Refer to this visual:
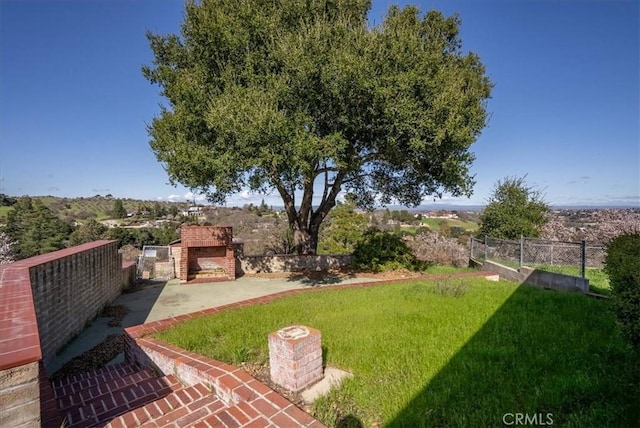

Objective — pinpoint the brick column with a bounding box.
[268,325,323,392]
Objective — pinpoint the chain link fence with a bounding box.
[470,236,606,278]
[137,245,175,279]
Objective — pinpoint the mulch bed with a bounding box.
[50,334,125,381]
[49,303,131,380]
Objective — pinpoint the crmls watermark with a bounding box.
[502,413,554,426]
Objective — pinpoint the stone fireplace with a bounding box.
[178,226,235,283]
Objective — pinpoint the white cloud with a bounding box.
[183,191,207,202]
[165,191,208,203]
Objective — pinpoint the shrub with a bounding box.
[352,228,420,272]
[406,232,469,267]
[604,233,640,350]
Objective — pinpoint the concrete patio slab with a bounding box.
[301,366,354,404]
[47,274,381,376]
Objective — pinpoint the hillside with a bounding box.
[0,195,189,223]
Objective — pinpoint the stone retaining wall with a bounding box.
[237,254,352,275]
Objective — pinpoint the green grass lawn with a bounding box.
[420,218,479,232]
[0,205,13,221]
[154,278,638,427]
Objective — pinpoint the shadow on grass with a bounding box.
[387,285,639,427]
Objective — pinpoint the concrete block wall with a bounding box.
[0,240,125,426]
[171,246,182,279]
[28,241,123,367]
[122,260,137,290]
[480,260,589,293]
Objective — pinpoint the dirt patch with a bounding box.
[101,304,129,327]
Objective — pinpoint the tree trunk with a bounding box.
[275,169,345,255]
[292,224,318,255]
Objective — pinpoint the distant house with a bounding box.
[425,211,458,219]
[182,206,204,216]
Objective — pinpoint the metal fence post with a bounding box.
[484,236,487,261]
[519,235,524,268]
[581,240,586,278]
[470,237,474,260]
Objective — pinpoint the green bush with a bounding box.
[352,228,421,272]
[604,233,640,350]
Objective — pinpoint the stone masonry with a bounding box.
[268,325,323,393]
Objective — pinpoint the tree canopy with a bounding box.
[318,199,367,254]
[477,176,549,240]
[3,197,72,259]
[144,0,492,253]
[111,199,127,219]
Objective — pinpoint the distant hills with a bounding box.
[1,195,637,224]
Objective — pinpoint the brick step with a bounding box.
[56,367,159,412]
[106,382,270,428]
[105,382,220,427]
[188,271,228,279]
[52,361,140,395]
[62,374,182,427]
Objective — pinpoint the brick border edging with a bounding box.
[123,271,494,426]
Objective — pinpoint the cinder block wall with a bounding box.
[0,240,124,426]
[24,240,123,368]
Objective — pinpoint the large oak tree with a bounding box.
[144,0,492,253]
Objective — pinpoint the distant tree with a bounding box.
[143,1,492,254]
[352,228,419,272]
[152,202,167,219]
[477,176,549,239]
[104,227,136,248]
[439,220,451,238]
[169,205,179,217]
[390,210,417,224]
[3,197,72,259]
[152,223,180,245]
[111,199,127,219]
[0,232,15,264]
[68,219,108,246]
[259,199,269,213]
[406,231,468,267]
[133,229,155,248]
[318,200,367,254]
[0,194,17,207]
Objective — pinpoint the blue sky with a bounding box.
[1,0,638,207]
